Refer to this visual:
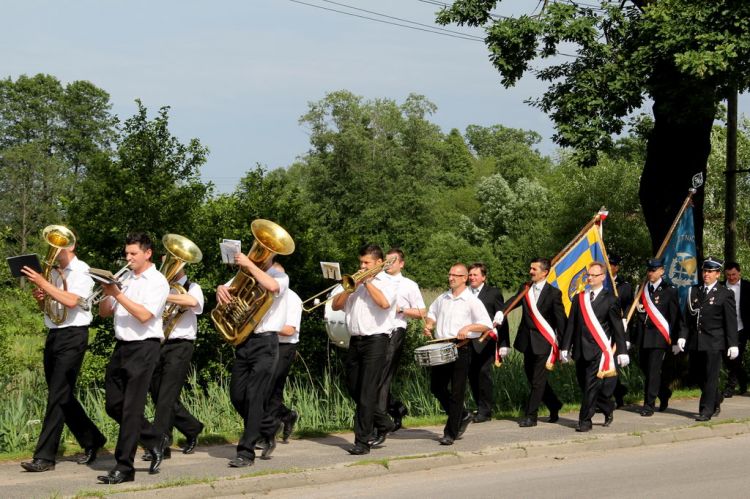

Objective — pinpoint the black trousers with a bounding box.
[144,339,202,444]
[377,327,407,417]
[724,329,747,392]
[693,349,723,417]
[638,348,671,410]
[430,345,471,439]
[105,339,161,474]
[261,341,298,434]
[575,355,616,425]
[229,333,278,460]
[345,334,393,446]
[468,338,496,417]
[522,349,562,418]
[33,326,105,462]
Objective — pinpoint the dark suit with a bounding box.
[561,289,627,428]
[721,279,750,393]
[631,281,682,411]
[612,275,633,406]
[680,283,738,417]
[511,282,565,419]
[469,285,508,418]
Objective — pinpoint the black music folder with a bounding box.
[6,254,43,278]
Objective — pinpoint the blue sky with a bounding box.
[4,1,748,193]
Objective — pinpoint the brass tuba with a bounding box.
[211,219,295,346]
[160,234,203,339]
[41,225,76,325]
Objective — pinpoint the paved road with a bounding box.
[2,396,750,498]
[257,433,750,499]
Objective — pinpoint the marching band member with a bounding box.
[378,248,427,434]
[631,258,682,416]
[141,264,205,462]
[332,244,397,455]
[424,263,493,445]
[98,232,170,483]
[507,258,565,428]
[216,249,287,467]
[20,235,107,473]
[677,257,738,421]
[467,263,507,423]
[560,261,628,432]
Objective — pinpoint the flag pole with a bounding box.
[625,188,698,323]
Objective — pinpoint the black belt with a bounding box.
[165,338,195,344]
[253,331,278,337]
[117,338,161,344]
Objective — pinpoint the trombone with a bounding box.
[302,255,396,313]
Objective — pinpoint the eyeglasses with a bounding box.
[587,273,604,278]
[448,273,467,278]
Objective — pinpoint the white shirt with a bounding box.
[255,266,290,333]
[165,275,204,341]
[390,272,426,329]
[530,280,545,303]
[590,285,604,302]
[727,281,744,331]
[112,264,170,341]
[471,283,484,295]
[427,287,492,339]
[345,271,397,336]
[46,256,94,329]
[279,289,302,344]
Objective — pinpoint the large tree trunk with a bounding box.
[639,68,717,257]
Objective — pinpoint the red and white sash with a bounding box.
[579,292,617,378]
[641,287,671,345]
[525,290,558,370]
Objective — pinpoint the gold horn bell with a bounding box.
[160,234,203,339]
[212,219,295,346]
[42,225,76,325]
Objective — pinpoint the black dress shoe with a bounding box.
[575,422,592,432]
[347,443,370,455]
[78,446,101,465]
[658,398,669,412]
[260,436,276,459]
[722,388,734,398]
[548,407,560,423]
[182,426,202,454]
[142,446,171,461]
[282,411,299,442]
[457,412,473,438]
[695,414,711,422]
[147,434,169,474]
[368,430,387,448]
[603,412,614,427]
[228,456,254,467]
[21,458,55,472]
[97,470,134,484]
[438,435,454,445]
[640,408,654,417]
[518,417,537,428]
[472,413,492,423]
[713,405,721,417]
[390,406,408,432]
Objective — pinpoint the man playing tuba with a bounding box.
[20,226,107,473]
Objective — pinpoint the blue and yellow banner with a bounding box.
[547,225,611,315]
[661,205,699,309]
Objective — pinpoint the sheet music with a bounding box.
[220,239,241,264]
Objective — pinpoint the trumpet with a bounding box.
[302,255,396,312]
[81,263,131,311]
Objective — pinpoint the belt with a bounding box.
[165,338,195,344]
[253,331,278,337]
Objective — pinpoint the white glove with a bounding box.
[677,338,686,352]
[498,347,510,359]
[729,346,740,360]
[493,311,504,326]
[622,318,628,331]
[560,350,570,363]
[671,345,682,355]
[626,341,631,351]
[617,354,630,368]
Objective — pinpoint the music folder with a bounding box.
[87,268,122,286]
[6,254,43,278]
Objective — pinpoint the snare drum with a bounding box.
[414,343,458,367]
[323,284,350,349]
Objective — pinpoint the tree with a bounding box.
[437,0,750,254]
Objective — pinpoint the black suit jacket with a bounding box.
[473,284,509,351]
[720,278,750,333]
[631,281,682,350]
[561,289,627,362]
[614,275,634,316]
[680,283,738,351]
[511,283,566,355]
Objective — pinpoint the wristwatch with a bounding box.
[398,306,404,314]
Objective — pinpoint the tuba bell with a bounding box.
[160,234,203,339]
[41,225,76,325]
[211,219,295,346]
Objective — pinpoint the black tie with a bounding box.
[590,291,595,301]
[648,284,655,295]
